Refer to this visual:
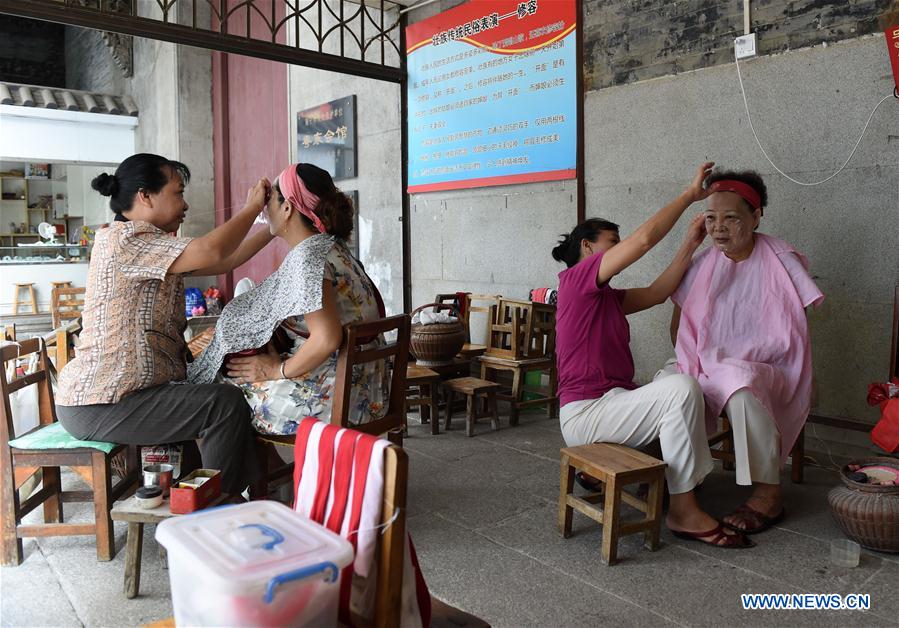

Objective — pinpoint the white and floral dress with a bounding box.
[235,242,388,435]
[187,235,389,436]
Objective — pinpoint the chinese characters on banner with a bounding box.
[406,0,576,193]
[297,95,357,180]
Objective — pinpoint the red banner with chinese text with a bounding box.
[887,25,899,88]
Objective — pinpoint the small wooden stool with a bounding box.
[50,281,72,291]
[559,443,667,565]
[12,283,38,315]
[111,493,228,598]
[443,377,501,437]
[405,364,441,435]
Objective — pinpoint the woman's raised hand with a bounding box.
[687,162,715,203]
[684,213,707,249]
[246,177,272,212]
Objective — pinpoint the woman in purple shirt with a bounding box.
[553,162,751,549]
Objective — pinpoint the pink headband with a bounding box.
[277,164,326,234]
[709,179,762,211]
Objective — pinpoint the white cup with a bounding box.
[830,538,860,567]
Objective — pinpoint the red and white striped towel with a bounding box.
[292,418,430,627]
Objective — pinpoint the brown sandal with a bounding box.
[723,504,785,534]
[671,522,755,548]
[575,472,604,493]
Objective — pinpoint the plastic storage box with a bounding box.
[156,501,354,627]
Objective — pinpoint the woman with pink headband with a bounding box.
[188,163,388,437]
[666,169,824,534]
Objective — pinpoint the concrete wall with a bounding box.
[585,34,898,455]
[285,4,405,315]
[62,2,215,251]
[286,69,405,315]
[64,27,128,95]
[403,1,897,456]
[406,0,577,322]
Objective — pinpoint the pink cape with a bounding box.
[673,233,824,462]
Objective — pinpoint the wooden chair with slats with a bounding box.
[51,286,85,329]
[433,293,500,360]
[48,319,82,371]
[250,314,411,500]
[0,338,139,566]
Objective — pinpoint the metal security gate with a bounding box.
[0,0,413,308]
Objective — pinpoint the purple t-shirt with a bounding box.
[556,252,637,407]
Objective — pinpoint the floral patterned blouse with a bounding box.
[227,241,388,435]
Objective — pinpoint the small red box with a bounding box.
[169,469,222,515]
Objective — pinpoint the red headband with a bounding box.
[709,179,762,211]
[277,164,326,234]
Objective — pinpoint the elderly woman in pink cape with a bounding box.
[189,163,389,435]
[667,170,824,534]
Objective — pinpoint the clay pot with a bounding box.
[409,302,465,367]
[827,457,899,553]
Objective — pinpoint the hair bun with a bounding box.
[91,172,119,197]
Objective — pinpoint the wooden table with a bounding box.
[110,494,228,598]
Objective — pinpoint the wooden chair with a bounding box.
[251,314,411,500]
[154,425,486,628]
[434,293,499,360]
[334,436,487,627]
[41,319,82,372]
[708,417,806,483]
[0,338,138,566]
[479,299,558,425]
[404,364,440,435]
[559,443,667,566]
[50,286,85,329]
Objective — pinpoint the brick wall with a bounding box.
[584,0,894,90]
[64,27,129,95]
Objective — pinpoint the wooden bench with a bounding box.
[443,377,501,437]
[559,443,667,565]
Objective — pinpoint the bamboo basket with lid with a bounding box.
[409,302,465,367]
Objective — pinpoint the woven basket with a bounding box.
[827,457,899,553]
[409,303,465,367]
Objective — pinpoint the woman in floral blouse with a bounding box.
[188,163,388,435]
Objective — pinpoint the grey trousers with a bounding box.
[57,383,257,494]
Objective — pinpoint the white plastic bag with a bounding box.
[3,343,40,438]
[3,341,42,499]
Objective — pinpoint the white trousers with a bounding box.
[560,372,713,494]
[724,389,781,486]
[657,359,781,486]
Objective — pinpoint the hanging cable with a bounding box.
[735,55,895,186]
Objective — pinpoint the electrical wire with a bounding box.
[735,55,895,186]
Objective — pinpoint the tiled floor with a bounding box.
[2,411,897,627]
